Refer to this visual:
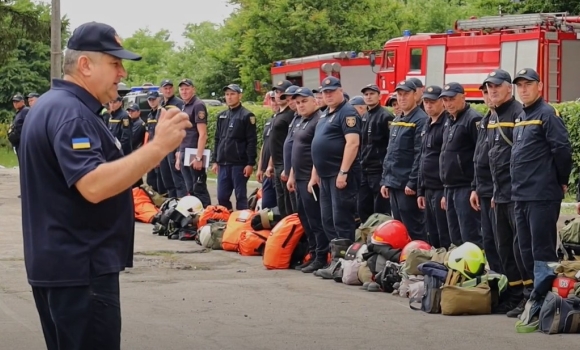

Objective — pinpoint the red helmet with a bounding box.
[371,220,411,249]
[552,276,576,298]
[400,240,432,262]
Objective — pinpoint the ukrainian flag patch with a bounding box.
[71,137,91,150]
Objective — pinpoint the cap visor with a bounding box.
[422,93,440,100]
[320,86,339,92]
[105,49,142,61]
[483,77,506,86]
[291,93,308,99]
[395,86,413,92]
[222,87,240,93]
[179,82,193,87]
[439,91,458,97]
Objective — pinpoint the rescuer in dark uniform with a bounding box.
[107,96,133,156]
[483,69,532,317]
[256,92,277,209]
[439,82,483,247]
[265,80,296,217]
[286,87,328,273]
[511,68,572,301]
[358,84,393,222]
[380,80,428,241]
[281,85,301,214]
[159,79,187,198]
[144,91,167,194]
[7,94,29,157]
[417,85,450,249]
[211,84,257,210]
[312,87,327,112]
[27,92,40,107]
[409,78,425,111]
[126,103,146,187]
[471,83,502,275]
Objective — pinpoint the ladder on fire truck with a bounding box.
[455,12,570,31]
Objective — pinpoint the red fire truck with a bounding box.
[374,12,580,106]
[269,51,382,102]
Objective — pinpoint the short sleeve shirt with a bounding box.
[180,96,208,151]
[291,111,321,181]
[311,100,362,178]
[18,79,135,288]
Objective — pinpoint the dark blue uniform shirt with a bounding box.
[269,107,295,166]
[212,104,258,166]
[260,116,274,172]
[179,96,207,152]
[472,111,493,197]
[311,99,362,178]
[107,108,132,155]
[162,95,185,110]
[131,117,146,150]
[381,106,427,190]
[510,97,572,201]
[283,114,300,176]
[18,79,135,288]
[417,112,447,197]
[360,105,394,175]
[291,110,321,181]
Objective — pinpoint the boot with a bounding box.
[302,260,325,273]
[295,259,312,271]
[317,238,352,279]
[360,281,371,290]
[367,282,380,292]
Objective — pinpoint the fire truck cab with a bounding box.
[376,12,580,106]
[270,51,381,99]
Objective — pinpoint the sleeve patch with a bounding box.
[345,116,356,127]
[71,137,91,150]
[198,110,206,119]
[249,116,256,124]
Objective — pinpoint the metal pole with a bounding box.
[50,0,62,85]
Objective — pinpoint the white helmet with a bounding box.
[175,196,203,217]
[198,224,213,248]
[256,198,263,211]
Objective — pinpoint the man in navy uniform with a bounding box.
[211,84,257,210]
[511,68,572,302]
[175,78,211,207]
[18,22,191,349]
[126,103,145,151]
[256,92,278,209]
[107,95,133,156]
[7,94,29,157]
[144,91,167,194]
[310,77,362,278]
[27,92,40,107]
[380,80,428,241]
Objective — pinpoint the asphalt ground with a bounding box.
[0,167,578,349]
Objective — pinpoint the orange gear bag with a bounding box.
[263,213,304,269]
[221,210,256,252]
[132,187,159,223]
[238,230,270,256]
[198,205,231,227]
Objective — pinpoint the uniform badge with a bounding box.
[71,138,91,150]
[444,85,450,90]
[399,80,406,85]
[519,69,527,74]
[345,116,356,127]
[123,118,129,127]
[427,87,433,92]
[249,116,256,125]
[198,110,206,119]
[325,79,331,85]
[277,81,283,86]
[489,71,496,76]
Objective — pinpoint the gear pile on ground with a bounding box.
[146,191,580,335]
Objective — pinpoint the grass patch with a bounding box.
[0,147,17,168]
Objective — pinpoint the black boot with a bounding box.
[317,238,352,279]
[295,259,313,271]
[302,260,325,273]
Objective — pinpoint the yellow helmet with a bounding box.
[447,242,485,279]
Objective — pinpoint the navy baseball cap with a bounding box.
[291,87,315,99]
[272,80,293,92]
[178,78,194,87]
[67,22,141,61]
[281,85,300,99]
[361,84,380,93]
[223,84,242,93]
[395,80,417,92]
[12,94,24,102]
[409,78,424,88]
[27,92,40,98]
[349,96,366,106]
[439,82,465,97]
[320,76,342,92]
[312,86,322,94]
[483,69,512,85]
[160,79,173,87]
[513,68,540,84]
[147,91,160,99]
[423,86,443,100]
[127,103,140,111]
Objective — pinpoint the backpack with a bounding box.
[355,213,392,243]
[410,262,448,314]
[221,210,256,251]
[559,218,580,259]
[198,205,231,227]
[539,292,580,334]
[251,207,282,231]
[139,183,166,207]
[375,261,402,293]
[238,230,270,256]
[263,214,305,269]
[196,221,227,250]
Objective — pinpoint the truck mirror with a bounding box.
[370,52,376,68]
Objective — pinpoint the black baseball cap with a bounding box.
[483,69,512,85]
[439,82,465,97]
[272,80,293,92]
[349,96,366,106]
[147,91,160,99]
[312,86,323,94]
[423,86,442,100]
[320,76,342,92]
[409,78,424,88]
[27,92,40,98]
[223,84,242,93]
[160,79,173,87]
[361,84,380,93]
[281,85,300,100]
[67,22,141,61]
[126,103,140,111]
[512,68,540,84]
[291,87,315,99]
[12,94,24,102]
[395,80,417,92]
[178,78,194,87]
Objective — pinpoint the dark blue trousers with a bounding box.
[260,177,277,209]
[158,153,176,198]
[217,164,249,210]
[480,197,502,274]
[296,180,329,262]
[273,164,297,217]
[425,188,450,249]
[358,172,391,223]
[515,200,561,286]
[32,273,121,350]
[444,186,482,247]
[179,153,211,207]
[319,174,360,242]
[389,188,427,242]
[160,152,187,198]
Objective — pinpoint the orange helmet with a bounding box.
[400,240,432,262]
[371,220,411,249]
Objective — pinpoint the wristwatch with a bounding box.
[339,170,348,175]
[195,157,202,162]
